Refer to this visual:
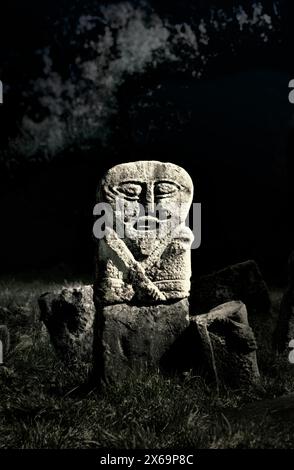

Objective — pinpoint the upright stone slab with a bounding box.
[188,301,260,389]
[39,286,95,363]
[93,161,194,383]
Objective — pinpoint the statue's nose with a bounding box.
[145,184,155,212]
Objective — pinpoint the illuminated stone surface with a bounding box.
[93,161,194,382]
[94,161,194,305]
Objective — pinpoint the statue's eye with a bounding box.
[117,183,142,199]
[155,182,178,197]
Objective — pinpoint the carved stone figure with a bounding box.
[92,161,194,382]
[94,161,194,306]
[38,161,261,389]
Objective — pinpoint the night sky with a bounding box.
[0,0,293,283]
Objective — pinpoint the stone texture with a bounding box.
[38,285,261,390]
[38,162,261,391]
[94,161,194,305]
[92,161,195,382]
[187,301,260,389]
[190,260,270,317]
[94,299,190,383]
[274,251,294,352]
[39,285,95,363]
[0,325,10,363]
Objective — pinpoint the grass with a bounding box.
[0,277,294,449]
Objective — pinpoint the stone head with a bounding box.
[99,161,193,239]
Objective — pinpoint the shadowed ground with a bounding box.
[0,277,294,449]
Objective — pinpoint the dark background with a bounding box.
[0,0,293,284]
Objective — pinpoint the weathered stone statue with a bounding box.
[38,160,261,389]
[93,160,194,306]
[93,161,194,382]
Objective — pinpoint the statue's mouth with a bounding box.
[134,216,170,231]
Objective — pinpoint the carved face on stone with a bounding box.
[99,161,193,242]
[96,161,194,303]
